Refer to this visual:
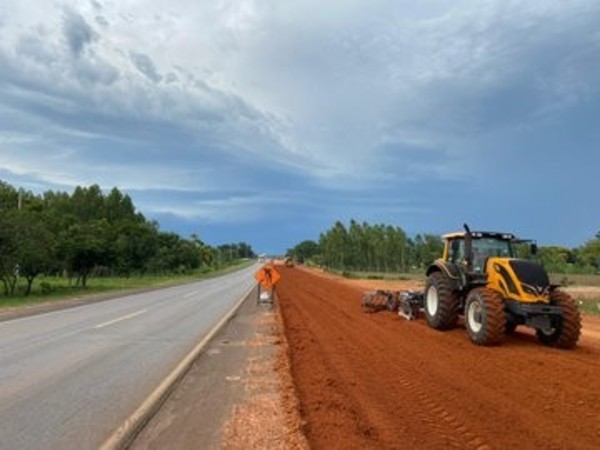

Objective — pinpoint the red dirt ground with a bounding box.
[276,265,600,450]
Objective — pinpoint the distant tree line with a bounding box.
[287,220,443,272]
[0,180,255,296]
[287,220,600,274]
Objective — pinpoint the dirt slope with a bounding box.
[276,266,600,450]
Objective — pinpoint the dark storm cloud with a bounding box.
[62,9,98,58]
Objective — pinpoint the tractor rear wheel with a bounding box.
[424,272,459,330]
[536,290,581,349]
[464,288,506,346]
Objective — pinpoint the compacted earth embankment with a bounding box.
[276,265,600,450]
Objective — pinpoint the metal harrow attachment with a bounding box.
[362,290,424,320]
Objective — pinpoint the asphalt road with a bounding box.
[0,264,258,450]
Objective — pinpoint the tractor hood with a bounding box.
[508,259,550,294]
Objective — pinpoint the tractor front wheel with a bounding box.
[424,272,459,330]
[536,290,581,349]
[464,288,506,346]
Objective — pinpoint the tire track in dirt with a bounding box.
[280,275,489,449]
[277,266,600,450]
[295,284,492,449]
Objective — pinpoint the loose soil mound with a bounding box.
[277,266,600,450]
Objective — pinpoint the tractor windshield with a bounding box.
[472,238,514,272]
[447,236,516,272]
[472,238,514,258]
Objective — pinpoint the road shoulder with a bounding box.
[131,289,308,450]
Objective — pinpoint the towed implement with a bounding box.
[362,290,423,320]
[363,225,581,349]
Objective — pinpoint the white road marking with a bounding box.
[94,309,148,329]
[183,290,200,299]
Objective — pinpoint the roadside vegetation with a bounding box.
[0,260,253,309]
[0,180,256,307]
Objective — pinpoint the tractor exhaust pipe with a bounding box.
[463,223,473,272]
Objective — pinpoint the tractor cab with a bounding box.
[439,229,547,303]
[443,231,518,274]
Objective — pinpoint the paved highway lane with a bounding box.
[0,264,259,450]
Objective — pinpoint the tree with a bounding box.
[538,246,575,273]
[70,185,105,222]
[578,237,600,271]
[0,179,259,293]
[58,221,113,287]
[9,211,55,295]
[113,221,159,276]
[318,221,349,270]
[105,187,137,223]
[287,240,319,263]
[0,181,18,211]
[0,212,19,295]
[146,232,184,274]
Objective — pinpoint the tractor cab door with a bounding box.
[448,237,485,274]
[448,238,465,264]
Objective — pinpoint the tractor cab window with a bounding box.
[472,238,514,272]
[448,239,465,263]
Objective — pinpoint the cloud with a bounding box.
[1,0,600,247]
[90,0,103,11]
[15,33,58,64]
[62,9,98,58]
[72,54,119,85]
[2,2,599,178]
[95,15,109,27]
[129,51,162,83]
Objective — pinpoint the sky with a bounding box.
[0,0,599,254]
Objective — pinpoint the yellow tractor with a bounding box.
[424,225,581,348]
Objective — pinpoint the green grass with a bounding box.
[0,260,254,310]
[578,298,600,315]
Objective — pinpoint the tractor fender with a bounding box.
[426,260,464,291]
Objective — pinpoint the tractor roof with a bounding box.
[442,231,517,240]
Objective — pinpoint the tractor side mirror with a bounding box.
[530,243,538,256]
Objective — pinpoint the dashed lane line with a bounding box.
[94,309,148,330]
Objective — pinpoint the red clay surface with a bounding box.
[276,265,600,450]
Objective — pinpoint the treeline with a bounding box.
[0,181,255,296]
[287,220,600,274]
[288,220,443,272]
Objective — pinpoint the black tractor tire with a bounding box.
[536,290,581,349]
[424,271,460,330]
[464,288,506,346]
